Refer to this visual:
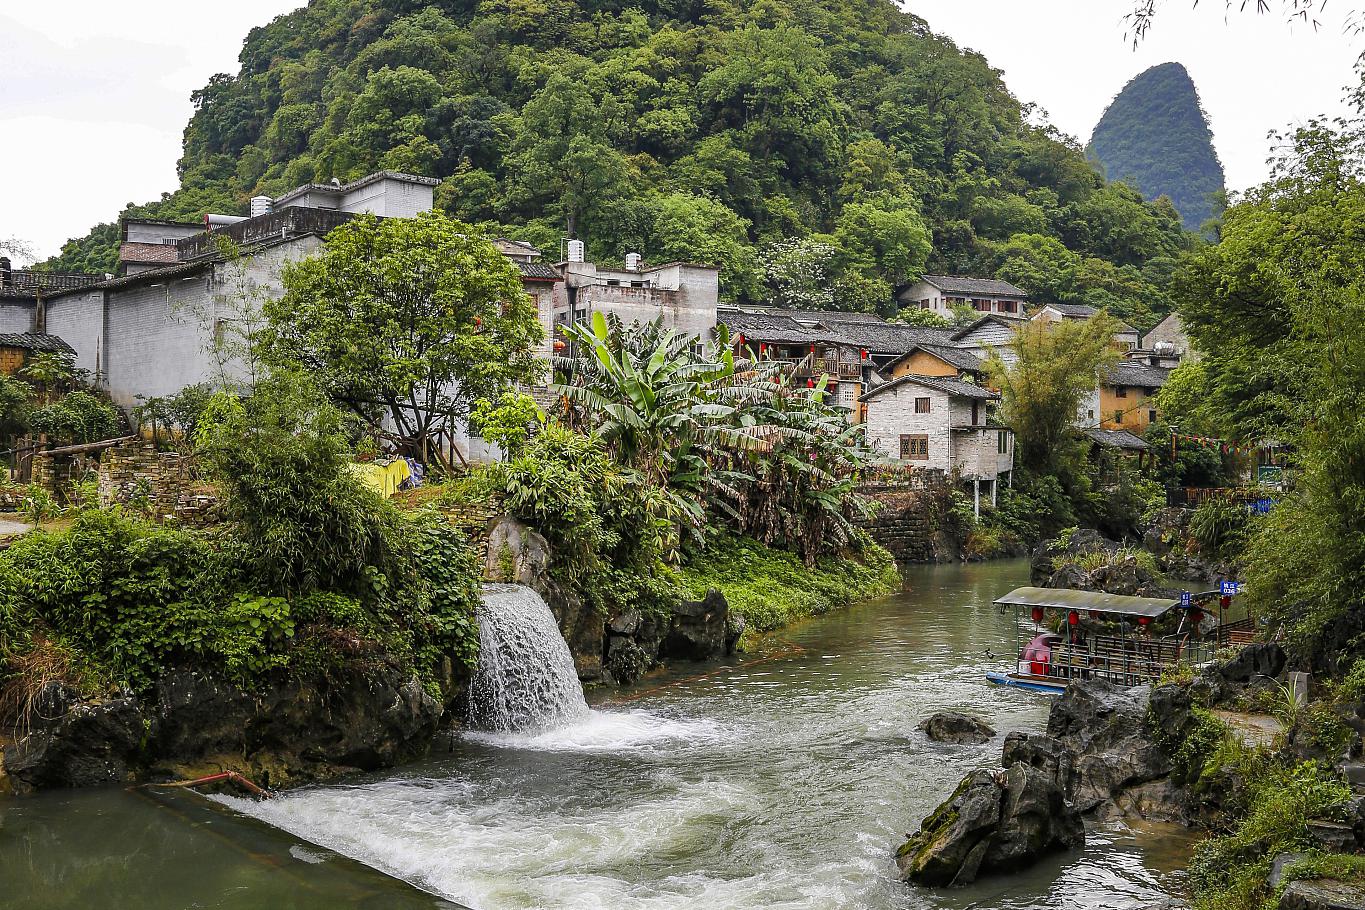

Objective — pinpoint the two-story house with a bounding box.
[860,373,1013,515]
[896,276,1030,321]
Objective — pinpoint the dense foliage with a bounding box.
[43,0,1191,322]
[261,211,543,465]
[1087,62,1226,232]
[0,373,484,715]
[1169,119,1365,670]
[554,314,877,564]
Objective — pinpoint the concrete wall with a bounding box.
[45,291,104,374]
[341,178,433,218]
[0,301,35,333]
[102,274,216,406]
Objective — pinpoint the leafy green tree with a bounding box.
[0,375,32,440]
[29,393,122,446]
[647,192,760,300]
[261,211,543,466]
[759,238,837,310]
[984,315,1120,490]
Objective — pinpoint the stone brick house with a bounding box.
[860,373,1013,514]
[0,332,76,376]
[1100,361,1170,433]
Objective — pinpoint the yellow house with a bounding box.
[1100,361,1171,433]
[883,344,984,381]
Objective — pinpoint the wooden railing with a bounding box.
[1023,632,1218,687]
[770,355,862,380]
[1170,487,1264,507]
[1216,618,1257,648]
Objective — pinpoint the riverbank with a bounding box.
[2,559,1197,910]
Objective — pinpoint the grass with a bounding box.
[676,532,901,641]
[1054,545,1160,575]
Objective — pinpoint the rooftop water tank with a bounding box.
[625,252,642,271]
[567,239,586,263]
[250,195,273,218]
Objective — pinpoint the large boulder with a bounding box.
[919,711,997,745]
[1217,642,1287,685]
[1,683,145,794]
[897,760,1083,886]
[1279,879,1365,910]
[1031,529,1117,584]
[1046,680,1188,815]
[660,589,731,662]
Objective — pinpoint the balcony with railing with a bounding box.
[767,353,863,381]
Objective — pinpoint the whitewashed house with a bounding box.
[860,373,1014,515]
[950,315,1022,366]
[896,275,1029,320]
[1031,302,1140,350]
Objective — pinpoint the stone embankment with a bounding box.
[1,662,440,796]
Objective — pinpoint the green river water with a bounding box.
[0,559,1195,909]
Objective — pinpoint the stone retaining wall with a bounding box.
[857,486,957,563]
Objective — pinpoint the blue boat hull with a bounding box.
[985,671,1066,695]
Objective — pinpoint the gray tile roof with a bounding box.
[0,332,75,354]
[1042,302,1098,317]
[1083,428,1152,451]
[518,261,560,281]
[782,308,886,324]
[818,320,957,354]
[718,311,825,344]
[921,275,1029,298]
[882,344,985,374]
[950,315,1021,341]
[1107,361,1171,389]
[860,372,999,403]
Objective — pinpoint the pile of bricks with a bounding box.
[97,442,218,524]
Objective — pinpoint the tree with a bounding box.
[261,211,542,466]
[984,315,1120,486]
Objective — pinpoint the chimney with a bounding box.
[250,195,273,218]
[567,239,586,263]
[625,252,642,271]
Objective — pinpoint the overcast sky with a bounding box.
[1,1,1360,264]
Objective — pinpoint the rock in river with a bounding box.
[897,734,1084,885]
[918,711,997,745]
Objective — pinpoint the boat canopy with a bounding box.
[994,586,1179,619]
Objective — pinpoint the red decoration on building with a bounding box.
[552,339,565,352]
[1138,616,1151,626]
[807,378,815,388]
[861,349,868,360]
[1030,606,1044,623]
[1068,610,1079,626]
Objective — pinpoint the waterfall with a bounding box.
[468,584,591,733]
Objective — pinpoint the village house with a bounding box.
[0,332,77,376]
[552,243,719,344]
[895,275,1030,320]
[1100,360,1170,433]
[1031,302,1141,350]
[860,372,1014,515]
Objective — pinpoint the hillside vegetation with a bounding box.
[1088,62,1226,233]
[45,0,1193,325]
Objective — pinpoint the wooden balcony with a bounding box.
[769,354,862,380]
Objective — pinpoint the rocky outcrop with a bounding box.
[660,590,731,662]
[919,711,997,745]
[897,736,1084,885]
[1279,879,1365,910]
[1031,529,1116,585]
[1,663,441,795]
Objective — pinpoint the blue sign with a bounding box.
[1221,581,1242,596]
[1180,591,1192,608]
[1252,498,1275,515]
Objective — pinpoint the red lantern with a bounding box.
[861,349,869,360]
[760,342,767,354]
[737,333,746,346]
[1068,610,1079,627]
[1190,608,1205,624]
[552,339,565,352]
[810,344,816,354]
[807,378,815,388]
[1138,616,1151,627]
[1030,606,1044,623]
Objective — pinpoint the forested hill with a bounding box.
[1087,62,1225,233]
[46,0,1194,326]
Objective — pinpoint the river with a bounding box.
[0,559,1194,908]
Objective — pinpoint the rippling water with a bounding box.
[210,559,1194,910]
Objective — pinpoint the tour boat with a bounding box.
[986,586,1233,694]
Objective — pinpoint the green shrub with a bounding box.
[470,390,544,456]
[29,391,123,445]
[677,532,899,638]
[1191,497,1254,561]
[194,373,409,598]
[408,516,482,671]
[1189,760,1351,910]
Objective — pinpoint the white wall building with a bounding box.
[860,372,1013,514]
[897,275,1029,320]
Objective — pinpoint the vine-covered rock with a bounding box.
[919,711,997,745]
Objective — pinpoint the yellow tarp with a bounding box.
[347,458,412,498]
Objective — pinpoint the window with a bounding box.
[900,434,929,460]
[1148,409,1158,423]
[1115,387,1128,398]
[1113,410,1124,425]
[1087,409,1095,420]
[999,299,1017,313]
[998,431,1009,454]
[914,397,931,414]
[974,299,990,312]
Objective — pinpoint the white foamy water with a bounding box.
[464,707,726,753]
[468,584,590,732]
